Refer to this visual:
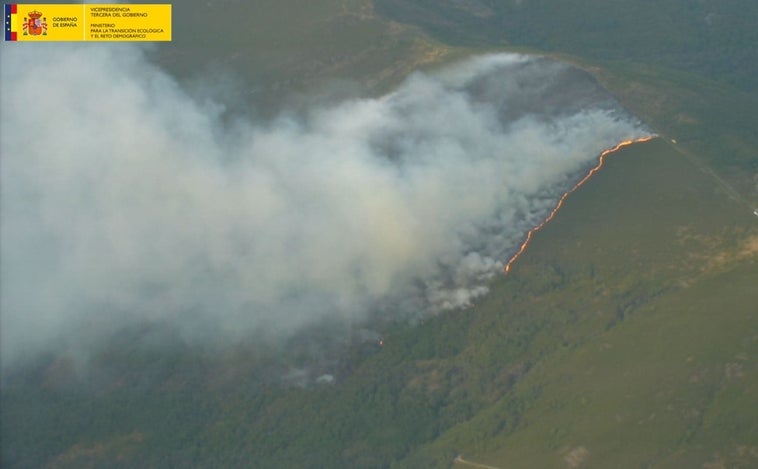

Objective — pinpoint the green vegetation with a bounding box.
[4,138,755,467]
[374,0,758,93]
[153,0,467,115]
[2,0,757,467]
[412,139,758,468]
[375,0,758,200]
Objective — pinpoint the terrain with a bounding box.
[2,0,757,468]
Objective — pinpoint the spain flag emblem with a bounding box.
[4,4,18,41]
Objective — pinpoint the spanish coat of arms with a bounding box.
[23,10,47,36]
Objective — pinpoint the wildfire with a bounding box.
[503,136,656,274]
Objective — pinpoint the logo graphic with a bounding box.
[23,10,47,36]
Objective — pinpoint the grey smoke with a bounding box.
[0,45,649,368]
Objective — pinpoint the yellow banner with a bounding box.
[87,4,171,41]
[6,4,171,41]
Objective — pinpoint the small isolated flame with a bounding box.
[504,136,656,275]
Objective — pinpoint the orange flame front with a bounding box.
[503,136,656,275]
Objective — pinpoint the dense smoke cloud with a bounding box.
[0,45,648,368]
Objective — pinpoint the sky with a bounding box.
[0,44,649,369]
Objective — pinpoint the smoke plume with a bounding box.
[0,44,649,368]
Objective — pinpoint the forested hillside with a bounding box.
[2,1,756,467]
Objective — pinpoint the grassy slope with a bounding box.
[586,60,758,203]
[403,139,758,468]
[377,5,758,463]
[368,2,758,464]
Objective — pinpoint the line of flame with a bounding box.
[503,135,656,275]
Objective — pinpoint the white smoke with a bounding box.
[0,44,649,368]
